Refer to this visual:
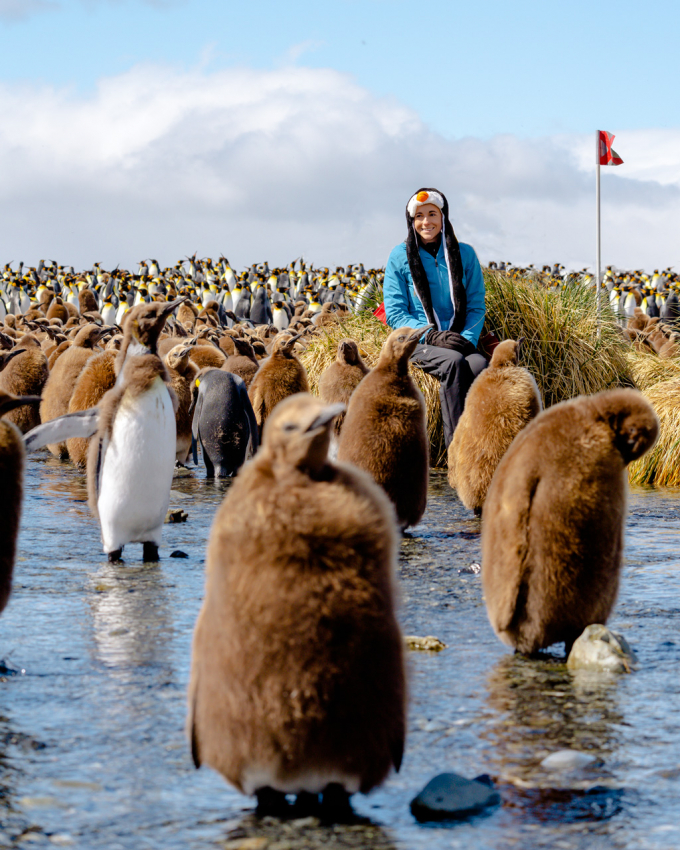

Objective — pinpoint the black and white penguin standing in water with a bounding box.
[25,300,185,563]
[187,394,405,821]
[0,390,41,614]
[190,368,258,478]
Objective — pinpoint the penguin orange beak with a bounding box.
[410,324,434,341]
[306,403,346,432]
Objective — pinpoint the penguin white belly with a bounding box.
[97,378,176,553]
[241,765,360,796]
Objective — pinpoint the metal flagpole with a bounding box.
[595,130,602,339]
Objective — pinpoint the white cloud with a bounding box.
[0,0,58,21]
[0,62,678,271]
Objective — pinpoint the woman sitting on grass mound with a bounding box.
[383,188,487,446]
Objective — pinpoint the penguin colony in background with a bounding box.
[0,254,665,819]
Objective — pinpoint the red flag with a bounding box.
[373,302,387,325]
[598,131,623,166]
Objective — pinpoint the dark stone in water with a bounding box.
[170,550,189,558]
[410,773,501,821]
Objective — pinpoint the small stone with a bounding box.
[173,465,193,478]
[567,624,638,673]
[540,750,597,771]
[170,550,189,558]
[404,635,447,652]
[222,839,268,850]
[410,773,501,821]
[165,509,188,524]
[49,836,75,846]
[459,563,481,575]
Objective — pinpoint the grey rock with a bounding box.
[410,773,501,821]
[404,635,447,652]
[567,624,638,673]
[165,508,188,524]
[459,563,481,575]
[540,749,598,771]
[170,550,189,558]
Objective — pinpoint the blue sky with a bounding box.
[0,0,678,269]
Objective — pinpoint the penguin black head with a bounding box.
[73,324,111,349]
[262,393,345,478]
[379,325,433,372]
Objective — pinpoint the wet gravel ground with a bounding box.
[2,457,680,849]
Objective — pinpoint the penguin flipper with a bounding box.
[188,692,201,769]
[24,409,100,453]
[236,376,259,452]
[191,391,204,442]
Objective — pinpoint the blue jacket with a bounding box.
[383,240,486,346]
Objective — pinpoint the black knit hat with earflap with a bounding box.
[405,188,466,333]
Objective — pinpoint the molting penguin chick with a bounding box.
[191,369,258,478]
[221,337,259,389]
[482,388,659,655]
[247,333,309,432]
[0,390,41,613]
[338,324,432,531]
[448,339,542,515]
[318,339,370,437]
[164,341,198,464]
[0,337,49,433]
[187,394,405,819]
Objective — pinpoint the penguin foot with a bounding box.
[255,786,290,818]
[291,791,320,817]
[107,549,124,564]
[320,783,355,824]
[142,542,159,562]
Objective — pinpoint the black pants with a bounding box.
[411,344,488,447]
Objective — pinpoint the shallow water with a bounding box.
[2,458,680,849]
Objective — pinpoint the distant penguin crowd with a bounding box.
[0,254,664,821]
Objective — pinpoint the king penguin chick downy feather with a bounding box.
[482,388,658,655]
[187,393,405,819]
[0,334,49,434]
[448,339,542,515]
[247,333,309,432]
[318,338,369,438]
[338,325,432,531]
[0,390,41,614]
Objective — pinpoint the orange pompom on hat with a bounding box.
[406,189,445,218]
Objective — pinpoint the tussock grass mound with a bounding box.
[484,272,632,408]
[627,348,680,391]
[301,314,449,466]
[629,379,680,487]
[302,272,634,468]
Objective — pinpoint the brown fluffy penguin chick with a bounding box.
[337,325,431,531]
[247,333,309,432]
[482,388,658,656]
[115,299,186,373]
[66,351,117,468]
[78,289,99,315]
[0,336,49,433]
[46,297,69,324]
[187,394,405,818]
[0,391,41,613]
[222,337,259,389]
[318,339,370,437]
[189,342,226,371]
[40,324,110,458]
[164,342,198,463]
[447,339,542,515]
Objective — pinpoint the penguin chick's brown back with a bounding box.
[187,393,405,797]
[247,333,309,431]
[448,339,542,514]
[164,343,198,464]
[67,350,117,469]
[481,388,658,655]
[222,337,259,389]
[318,339,370,436]
[337,325,431,530]
[0,337,49,434]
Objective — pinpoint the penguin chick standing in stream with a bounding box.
[25,300,185,563]
[187,394,405,821]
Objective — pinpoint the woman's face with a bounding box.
[413,203,442,243]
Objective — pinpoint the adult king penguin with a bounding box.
[187,394,405,820]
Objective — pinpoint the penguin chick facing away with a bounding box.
[187,394,405,819]
[222,337,259,389]
[482,388,658,656]
[247,333,309,432]
[448,339,542,515]
[66,351,117,469]
[191,369,258,478]
[337,325,432,531]
[318,339,370,437]
[0,390,41,614]
[164,341,198,464]
[0,336,49,434]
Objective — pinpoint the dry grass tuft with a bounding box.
[484,272,632,408]
[626,348,680,391]
[629,379,680,487]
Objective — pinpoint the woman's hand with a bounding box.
[425,329,477,357]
